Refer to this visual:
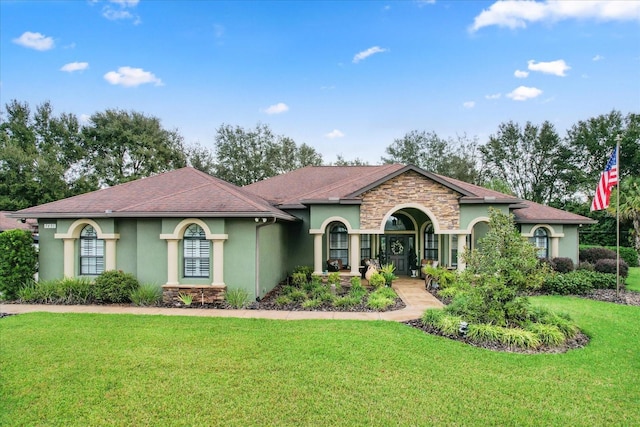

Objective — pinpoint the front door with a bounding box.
[388,235,408,275]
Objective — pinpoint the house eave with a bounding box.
[459,197,523,204]
[11,211,299,222]
[514,218,598,225]
[299,198,362,205]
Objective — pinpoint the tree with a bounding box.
[185,142,216,175]
[609,176,640,262]
[566,111,640,195]
[382,130,480,182]
[479,120,571,205]
[333,154,369,166]
[0,100,92,210]
[213,123,322,186]
[81,110,187,187]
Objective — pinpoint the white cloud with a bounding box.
[263,103,289,115]
[102,0,140,23]
[353,46,388,63]
[60,62,89,72]
[485,93,501,100]
[416,0,436,6]
[507,86,543,101]
[514,69,529,78]
[463,101,475,109]
[80,114,91,124]
[592,54,604,61]
[528,59,570,76]
[470,0,640,32]
[325,129,345,139]
[104,66,163,87]
[12,31,54,51]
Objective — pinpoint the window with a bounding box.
[424,223,438,261]
[531,228,549,259]
[360,234,371,260]
[451,234,471,267]
[329,223,348,266]
[80,225,104,275]
[184,224,210,278]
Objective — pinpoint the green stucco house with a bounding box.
[14,164,595,302]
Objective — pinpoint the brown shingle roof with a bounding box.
[0,211,37,232]
[15,168,297,221]
[245,164,594,224]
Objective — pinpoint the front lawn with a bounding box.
[1,297,639,426]
[626,266,640,292]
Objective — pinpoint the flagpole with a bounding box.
[616,135,621,298]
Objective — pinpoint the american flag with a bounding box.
[591,146,619,211]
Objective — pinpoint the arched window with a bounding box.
[329,223,348,267]
[184,224,210,278]
[385,213,415,231]
[532,228,549,259]
[80,225,104,275]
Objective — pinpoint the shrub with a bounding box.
[372,286,397,300]
[498,328,541,349]
[577,262,595,271]
[275,295,291,306]
[311,274,323,286]
[421,308,445,326]
[225,288,250,309]
[292,265,314,280]
[435,314,465,336]
[579,247,617,264]
[580,245,639,267]
[16,280,38,302]
[368,272,386,289]
[335,295,360,308]
[56,277,94,304]
[0,229,38,300]
[467,323,502,343]
[302,298,322,309]
[327,272,341,286]
[287,289,307,302]
[177,293,193,306]
[348,286,366,301]
[350,276,363,289]
[594,258,629,278]
[541,271,595,295]
[291,272,307,287]
[525,323,565,346]
[366,294,394,311]
[93,270,139,304]
[379,264,397,285]
[550,257,574,273]
[130,284,162,306]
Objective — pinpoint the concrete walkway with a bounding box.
[0,277,443,322]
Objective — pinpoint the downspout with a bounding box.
[255,217,277,301]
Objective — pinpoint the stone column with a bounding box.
[104,239,117,271]
[457,233,467,271]
[212,239,225,286]
[350,233,360,276]
[551,237,559,258]
[166,239,179,285]
[62,238,75,278]
[313,233,323,275]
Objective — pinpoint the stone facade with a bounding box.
[162,284,226,305]
[359,170,460,230]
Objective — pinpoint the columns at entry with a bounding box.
[313,233,323,275]
[457,233,468,271]
[312,230,361,276]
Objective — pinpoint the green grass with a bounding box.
[1,297,639,426]
[626,266,640,292]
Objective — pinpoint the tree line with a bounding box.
[1,99,638,249]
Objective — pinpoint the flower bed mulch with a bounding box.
[402,318,590,354]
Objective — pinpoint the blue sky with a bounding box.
[1,0,639,164]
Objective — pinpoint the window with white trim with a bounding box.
[531,228,549,259]
[329,223,348,267]
[184,224,210,278]
[360,234,371,259]
[80,225,104,275]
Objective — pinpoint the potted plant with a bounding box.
[408,246,418,277]
[379,263,397,286]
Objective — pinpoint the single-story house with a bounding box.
[13,164,595,301]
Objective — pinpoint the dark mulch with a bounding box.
[402,318,590,354]
[161,282,406,312]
